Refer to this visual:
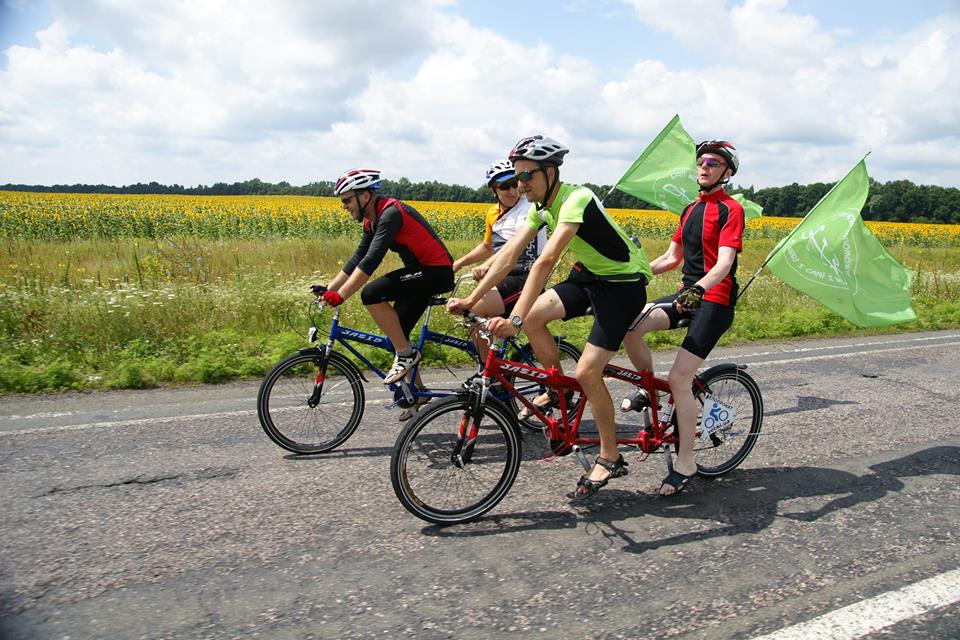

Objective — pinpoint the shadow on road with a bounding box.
[764,394,859,417]
[424,446,960,552]
[281,445,394,460]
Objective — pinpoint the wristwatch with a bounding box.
[509,314,523,328]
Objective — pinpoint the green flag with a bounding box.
[614,114,763,221]
[764,156,916,328]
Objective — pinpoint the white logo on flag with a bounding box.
[783,210,860,293]
[653,167,697,209]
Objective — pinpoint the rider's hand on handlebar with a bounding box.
[446,297,472,315]
[321,290,344,307]
[471,265,489,282]
[309,284,328,297]
[675,284,705,312]
[485,316,518,338]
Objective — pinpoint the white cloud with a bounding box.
[0,0,958,189]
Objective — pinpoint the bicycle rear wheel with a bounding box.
[503,339,582,432]
[391,395,521,525]
[684,365,763,477]
[257,350,365,454]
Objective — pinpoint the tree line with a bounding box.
[3,176,958,223]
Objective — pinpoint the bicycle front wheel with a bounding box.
[687,366,763,477]
[391,395,521,525]
[257,350,365,454]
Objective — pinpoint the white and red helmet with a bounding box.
[696,140,739,176]
[508,135,570,166]
[333,168,381,195]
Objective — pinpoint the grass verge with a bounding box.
[1,237,958,393]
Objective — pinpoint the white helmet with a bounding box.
[334,168,381,195]
[485,160,515,185]
[509,135,570,165]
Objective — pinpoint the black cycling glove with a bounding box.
[676,284,705,310]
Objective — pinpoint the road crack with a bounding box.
[35,466,240,497]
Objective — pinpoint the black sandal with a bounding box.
[519,389,575,419]
[620,389,650,413]
[570,454,629,499]
[658,468,695,497]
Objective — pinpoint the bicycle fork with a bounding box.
[451,379,491,468]
[307,347,330,408]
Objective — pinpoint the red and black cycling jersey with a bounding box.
[343,197,453,276]
[673,189,745,306]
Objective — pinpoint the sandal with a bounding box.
[620,388,650,413]
[518,389,575,420]
[658,468,696,497]
[570,454,629,500]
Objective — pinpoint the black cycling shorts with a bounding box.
[653,293,735,360]
[360,265,455,338]
[552,276,647,352]
[495,273,528,316]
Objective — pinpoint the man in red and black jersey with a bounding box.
[317,168,454,386]
[621,140,745,497]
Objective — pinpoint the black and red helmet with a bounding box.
[696,140,739,176]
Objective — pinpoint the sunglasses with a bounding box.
[514,168,544,183]
[697,157,726,169]
[495,180,518,191]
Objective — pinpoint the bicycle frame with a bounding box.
[477,344,684,454]
[315,298,547,405]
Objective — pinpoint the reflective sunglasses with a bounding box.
[697,157,726,169]
[514,168,544,183]
[496,179,518,191]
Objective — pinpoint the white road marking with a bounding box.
[2,333,958,438]
[750,567,960,639]
[729,332,960,361]
[740,340,960,367]
[0,409,258,437]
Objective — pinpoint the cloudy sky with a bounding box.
[1,0,958,190]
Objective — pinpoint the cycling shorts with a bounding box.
[495,273,529,316]
[653,293,735,360]
[360,265,455,338]
[552,276,647,352]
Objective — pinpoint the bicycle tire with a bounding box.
[257,350,365,454]
[504,339,582,432]
[682,366,763,477]
[391,395,521,525]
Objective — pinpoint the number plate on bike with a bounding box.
[700,395,735,437]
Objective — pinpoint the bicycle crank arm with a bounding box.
[571,445,592,472]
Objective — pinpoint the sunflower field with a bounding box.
[3,191,960,246]
[1,190,958,393]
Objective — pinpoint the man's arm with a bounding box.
[447,225,539,313]
[675,246,737,312]
[331,208,403,301]
[694,246,737,291]
[321,231,370,295]
[649,241,683,275]
[453,241,494,272]
[327,270,350,292]
[503,221,578,322]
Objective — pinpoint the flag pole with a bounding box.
[600,183,617,205]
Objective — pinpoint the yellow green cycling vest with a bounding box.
[526,183,652,282]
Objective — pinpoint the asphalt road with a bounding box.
[1,330,959,639]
